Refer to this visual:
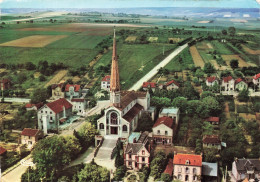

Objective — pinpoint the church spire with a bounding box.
[110,28,121,107]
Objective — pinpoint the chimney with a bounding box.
[63,106,66,118]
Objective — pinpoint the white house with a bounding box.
[152,116,177,145]
[70,98,86,116]
[235,78,248,91]
[206,76,218,87]
[165,80,180,90]
[37,98,73,134]
[21,128,44,149]
[253,73,260,89]
[142,82,157,92]
[64,84,81,99]
[222,76,235,91]
[173,153,202,182]
[159,107,180,125]
[101,75,111,91]
[231,158,260,181]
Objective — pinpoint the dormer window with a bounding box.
[185,160,190,165]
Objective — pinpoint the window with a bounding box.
[178,167,182,173]
[142,157,145,162]
[165,131,168,135]
[123,125,127,132]
[185,160,190,165]
[185,167,190,173]
[41,110,43,113]
[185,175,189,181]
[28,141,32,145]
[193,168,197,174]
[178,174,182,180]
[99,123,104,130]
[142,150,145,155]
[28,136,31,139]
[50,117,53,120]
[129,154,132,159]
[128,161,132,166]
[45,111,47,114]
[110,112,118,125]
[157,130,160,134]
[193,175,197,181]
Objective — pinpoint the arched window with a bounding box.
[123,125,127,132]
[110,112,118,125]
[99,123,104,130]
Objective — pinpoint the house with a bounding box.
[51,83,65,100]
[25,102,44,111]
[165,80,180,90]
[96,30,154,139]
[164,158,173,176]
[65,84,81,99]
[0,79,11,90]
[206,77,218,87]
[222,76,235,91]
[173,153,202,182]
[0,146,7,156]
[21,128,44,149]
[142,82,156,92]
[253,73,260,89]
[159,107,180,125]
[37,98,73,134]
[231,158,260,181]
[152,117,177,145]
[124,131,151,170]
[101,75,111,91]
[202,162,218,182]
[70,98,86,116]
[205,117,220,125]
[235,78,248,91]
[203,135,221,150]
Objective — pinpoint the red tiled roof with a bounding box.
[25,103,35,108]
[102,75,111,82]
[223,76,233,83]
[25,102,44,109]
[46,98,72,114]
[206,76,216,83]
[235,78,246,84]
[71,98,85,102]
[21,128,40,137]
[206,117,219,122]
[65,84,81,92]
[153,117,174,129]
[203,135,221,144]
[253,73,260,80]
[123,103,144,122]
[142,82,156,88]
[173,154,202,166]
[0,146,7,155]
[165,80,179,87]
[164,159,173,176]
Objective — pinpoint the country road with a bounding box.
[128,43,188,91]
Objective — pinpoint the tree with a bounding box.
[17,73,27,84]
[77,162,110,182]
[203,63,215,74]
[151,96,171,110]
[197,96,221,118]
[182,82,200,100]
[32,136,71,180]
[113,166,126,181]
[194,69,204,80]
[228,27,236,36]
[30,88,49,104]
[237,88,249,102]
[76,122,97,150]
[172,97,188,113]
[222,29,227,35]
[25,62,36,70]
[64,136,82,160]
[203,148,218,162]
[135,112,154,132]
[160,173,172,182]
[150,151,167,179]
[39,75,46,82]
[230,59,239,69]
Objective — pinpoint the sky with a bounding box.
[0,0,259,8]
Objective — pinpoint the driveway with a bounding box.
[129,44,188,91]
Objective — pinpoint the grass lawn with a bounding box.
[211,40,233,54]
[165,47,194,72]
[199,51,214,63]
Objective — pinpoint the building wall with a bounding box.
[152,125,173,139]
[206,80,218,87]
[125,146,150,170]
[101,81,110,91]
[173,165,202,182]
[253,78,260,86]
[71,101,86,116]
[203,143,221,150]
[159,110,179,125]
[232,161,239,181]
[222,79,235,91]
[166,84,179,90]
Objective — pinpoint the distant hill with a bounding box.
[1,7,259,18]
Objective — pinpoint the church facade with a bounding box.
[97,29,153,139]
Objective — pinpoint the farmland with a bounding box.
[189,45,205,68]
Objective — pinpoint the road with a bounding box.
[3,97,31,103]
[129,43,188,91]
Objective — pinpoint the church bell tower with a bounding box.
[110,28,121,107]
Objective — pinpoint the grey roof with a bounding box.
[202,162,218,177]
[125,143,143,154]
[137,131,149,143]
[235,159,260,172]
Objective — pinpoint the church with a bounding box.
[97,29,155,139]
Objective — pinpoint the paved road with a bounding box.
[129,44,188,91]
[3,97,31,103]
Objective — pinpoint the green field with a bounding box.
[165,47,194,72]
[211,40,233,54]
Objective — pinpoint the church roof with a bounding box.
[123,103,143,122]
[115,91,147,110]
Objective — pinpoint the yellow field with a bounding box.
[0,35,67,48]
[44,70,68,88]
[190,46,205,68]
[221,55,249,68]
[148,37,158,42]
[125,36,137,42]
